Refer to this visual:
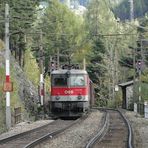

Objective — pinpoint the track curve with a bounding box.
[86,109,133,148]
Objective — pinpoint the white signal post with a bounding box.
[39,31,44,106]
[138,66,142,102]
[83,58,86,70]
[5,4,11,129]
[40,74,44,105]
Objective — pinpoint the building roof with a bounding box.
[118,80,133,87]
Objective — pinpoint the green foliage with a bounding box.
[136,16,148,83]
[87,39,106,83]
[85,0,117,100]
[95,98,107,107]
[134,81,148,102]
[113,0,148,20]
[107,99,116,108]
[85,0,140,108]
[0,0,39,66]
[107,93,122,108]
[119,56,133,68]
[142,83,148,101]
[10,64,22,108]
[0,40,4,51]
[0,0,39,35]
[0,66,7,133]
[36,0,85,70]
[142,69,148,83]
[24,48,40,87]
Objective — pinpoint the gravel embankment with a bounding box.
[1,110,148,148]
[0,120,54,140]
[39,110,103,148]
[125,111,148,148]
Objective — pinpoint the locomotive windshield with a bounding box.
[52,74,86,87]
[52,74,67,86]
[70,75,86,86]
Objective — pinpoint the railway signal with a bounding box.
[50,55,59,72]
[136,60,143,72]
[50,56,55,72]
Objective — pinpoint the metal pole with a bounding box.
[139,69,141,102]
[83,58,86,70]
[129,0,134,21]
[39,30,44,106]
[57,48,59,69]
[5,4,11,129]
[111,44,115,101]
[138,40,143,102]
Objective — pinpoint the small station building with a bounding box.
[118,81,134,109]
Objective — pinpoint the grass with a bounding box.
[24,48,40,87]
[0,39,4,51]
[134,81,148,102]
[0,65,7,133]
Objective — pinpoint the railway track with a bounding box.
[86,109,133,148]
[0,118,81,148]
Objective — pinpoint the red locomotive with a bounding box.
[50,69,94,117]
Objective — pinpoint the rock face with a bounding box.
[11,56,39,116]
[0,50,39,118]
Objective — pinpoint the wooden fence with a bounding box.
[14,107,22,124]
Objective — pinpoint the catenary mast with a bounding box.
[129,0,134,21]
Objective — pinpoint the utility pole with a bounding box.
[138,65,142,102]
[138,40,144,102]
[132,46,136,106]
[39,30,44,107]
[112,48,115,101]
[83,58,86,70]
[5,4,11,129]
[129,0,134,21]
[57,48,60,69]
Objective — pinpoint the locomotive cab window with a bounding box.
[70,75,86,86]
[52,75,67,86]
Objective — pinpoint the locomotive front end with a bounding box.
[50,69,90,117]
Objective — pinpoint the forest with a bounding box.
[112,0,148,20]
[0,0,148,108]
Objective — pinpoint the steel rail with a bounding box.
[0,121,55,144]
[118,109,134,148]
[85,110,109,148]
[86,108,134,148]
[24,115,88,148]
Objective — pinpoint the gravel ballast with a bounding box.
[125,111,148,148]
[2,109,148,148]
[39,110,103,148]
[0,120,54,140]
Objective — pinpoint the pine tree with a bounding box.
[0,0,39,66]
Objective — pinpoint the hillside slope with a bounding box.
[0,46,40,132]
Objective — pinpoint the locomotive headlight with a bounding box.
[77,95,82,100]
[55,96,60,100]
